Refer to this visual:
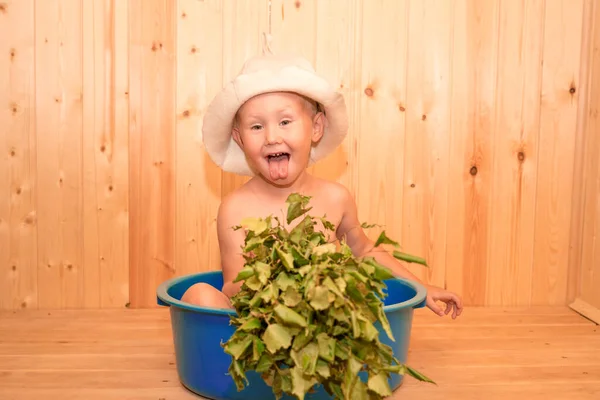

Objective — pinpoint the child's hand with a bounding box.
[424,285,463,319]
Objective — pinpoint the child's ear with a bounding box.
[232,126,243,148]
[311,112,325,143]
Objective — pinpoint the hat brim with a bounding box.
[201,64,348,176]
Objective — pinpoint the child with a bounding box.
[182,54,463,319]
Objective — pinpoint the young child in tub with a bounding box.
[182,54,463,319]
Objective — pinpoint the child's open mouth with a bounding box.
[266,152,290,180]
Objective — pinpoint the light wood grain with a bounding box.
[35,0,85,309]
[574,0,600,319]
[355,0,408,277]
[82,0,130,308]
[533,0,586,306]
[128,0,177,307]
[446,0,499,306]
[175,0,224,277]
[0,307,597,399]
[0,0,599,309]
[486,0,545,306]
[0,0,38,310]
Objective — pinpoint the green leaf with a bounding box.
[393,250,428,266]
[252,336,266,362]
[316,359,331,378]
[285,193,312,225]
[317,333,336,363]
[244,235,265,252]
[255,353,274,373]
[320,216,336,231]
[405,364,436,384]
[290,365,318,400]
[276,247,295,270]
[312,243,337,257]
[296,341,319,375]
[275,271,295,291]
[262,324,293,353]
[244,275,262,291]
[254,261,271,284]
[367,372,392,397]
[281,286,302,307]
[240,217,268,235]
[238,317,262,332]
[309,286,333,311]
[224,335,253,360]
[274,304,308,328]
[233,266,254,283]
[374,230,399,247]
[228,359,248,391]
[291,246,310,266]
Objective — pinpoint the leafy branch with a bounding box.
[222,193,434,400]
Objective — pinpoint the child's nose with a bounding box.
[265,126,283,144]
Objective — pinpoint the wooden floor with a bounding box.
[0,306,598,399]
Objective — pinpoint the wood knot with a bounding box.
[295,0,301,8]
[410,183,415,188]
[0,3,7,13]
[181,12,187,18]
[11,103,18,114]
[11,265,16,271]
[54,96,62,104]
[190,46,197,54]
[10,149,15,156]
[108,185,113,191]
[16,187,21,195]
[182,110,190,118]
[151,41,161,52]
[470,166,478,176]
[518,151,525,162]
[569,86,576,94]
[398,105,406,112]
[422,114,427,121]
[66,264,73,270]
[21,302,27,308]
[364,87,374,97]
[9,48,15,60]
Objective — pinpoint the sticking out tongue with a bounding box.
[267,153,290,180]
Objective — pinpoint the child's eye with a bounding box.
[280,119,292,126]
[250,124,262,130]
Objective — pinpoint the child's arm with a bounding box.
[216,197,247,298]
[335,185,463,319]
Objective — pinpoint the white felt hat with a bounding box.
[201,54,348,176]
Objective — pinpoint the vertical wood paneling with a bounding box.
[575,0,600,316]
[0,0,598,309]
[0,0,38,310]
[403,0,453,287]
[446,0,499,305]
[533,0,585,305]
[175,0,224,276]
[355,0,408,265]
[82,0,130,308]
[35,0,84,309]
[486,0,545,306]
[128,0,177,308]
[219,0,268,198]
[309,0,358,187]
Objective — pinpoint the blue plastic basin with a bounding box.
[157,271,426,400]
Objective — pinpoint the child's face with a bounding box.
[232,91,324,186]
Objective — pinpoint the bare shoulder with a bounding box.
[314,178,355,209]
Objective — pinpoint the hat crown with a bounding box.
[238,54,315,77]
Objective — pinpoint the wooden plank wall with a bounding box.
[570,0,600,323]
[0,0,597,309]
